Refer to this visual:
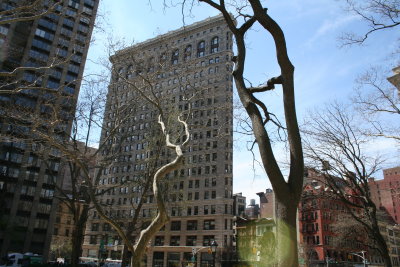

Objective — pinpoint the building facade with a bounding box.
[256,189,274,219]
[369,166,400,224]
[233,193,246,218]
[0,0,98,259]
[82,15,235,267]
[388,66,400,93]
[298,169,396,266]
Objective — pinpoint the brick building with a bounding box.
[82,15,235,267]
[369,166,400,223]
[256,189,274,219]
[298,183,369,266]
[0,0,98,259]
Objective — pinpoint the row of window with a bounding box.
[116,37,224,79]
[154,235,216,247]
[91,203,234,220]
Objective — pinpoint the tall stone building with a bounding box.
[0,0,98,259]
[82,15,235,267]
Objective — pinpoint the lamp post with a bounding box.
[210,240,218,267]
[350,251,367,267]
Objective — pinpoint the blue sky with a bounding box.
[84,0,400,203]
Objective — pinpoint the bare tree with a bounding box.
[353,66,400,143]
[0,0,101,96]
[303,102,392,266]
[340,0,400,46]
[71,38,196,267]
[0,0,61,26]
[180,1,305,266]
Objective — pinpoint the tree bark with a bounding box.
[275,198,299,267]
[70,205,89,267]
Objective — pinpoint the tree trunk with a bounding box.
[130,253,142,267]
[121,245,132,267]
[275,199,299,267]
[71,206,89,267]
[375,229,392,267]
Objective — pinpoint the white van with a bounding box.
[0,253,24,267]
[0,253,42,267]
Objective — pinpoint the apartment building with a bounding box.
[369,166,400,223]
[0,0,98,259]
[82,15,235,267]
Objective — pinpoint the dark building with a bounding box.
[245,199,259,219]
[233,193,246,217]
[0,0,98,259]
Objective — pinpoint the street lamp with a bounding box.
[210,240,218,267]
[350,251,367,267]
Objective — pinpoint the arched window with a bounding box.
[210,36,219,53]
[116,67,124,81]
[160,52,167,65]
[171,49,179,65]
[147,57,154,73]
[184,45,192,61]
[197,41,205,57]
[126,65,134,79]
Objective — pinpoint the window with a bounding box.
[203,235,214,246]
[204,205,209,215]
[160,52,167,64]
[171,49,179,65]
[170,236,180,246]
[90,235,97,245]
[204,220,215,230]
[187,220,198,230]
[197,41,205,57]
[171,221,181,231]
[204,191,209,200]
[155,236,164,246]
[211,205,216,214]
[127,65,134,79]
[186,236,197,246]
[211,37,219,53]
[91,223,99,231]
[184,45,192,61]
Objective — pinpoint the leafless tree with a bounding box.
[0,0,61,26]
[179,1,305,266]
[73,39,194,267]
[339,0,400,46]
[353,66,400,143]
[0,0,102,96]
[303,102,392,266]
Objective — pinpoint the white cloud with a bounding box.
[305,14,358,48]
